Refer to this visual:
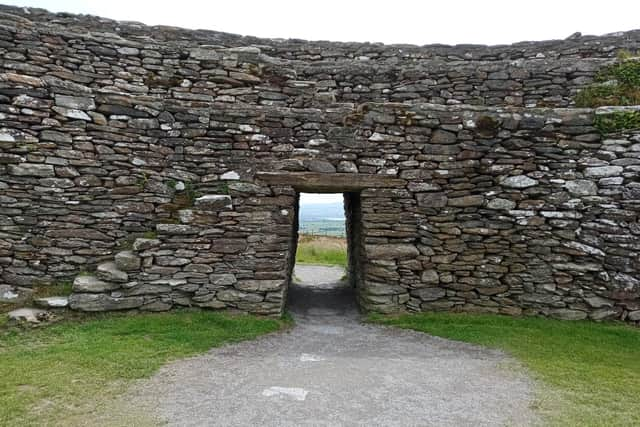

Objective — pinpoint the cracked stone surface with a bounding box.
[126,268,539,426]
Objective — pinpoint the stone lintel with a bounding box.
[256,172,405,192]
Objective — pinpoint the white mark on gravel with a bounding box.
[262,386,309,401]
[300,353,325,362]
[307,325,344,335]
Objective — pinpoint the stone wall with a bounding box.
[1,6,639,322]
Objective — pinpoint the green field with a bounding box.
[370,312,640,426]
[295,234,347,266]
[0,311,287,426]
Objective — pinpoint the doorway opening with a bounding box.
[286,192,362,315]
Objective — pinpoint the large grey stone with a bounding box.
[8,163,54,177]
[585,296,613,308]
[52,106,91,121]
[420,270,439,285]
[416,192,448,208]
[73,275,120,293]
[96,262,128,283]
[549,309,587,320]
[584,166,623,178]
[194,195,233,211]
[0,127,38,143]
[69,294,144,311]
[115,251,141,272]
[189,47,220,60]
[132,238,161,251]
[365,244,419,260]
[500,175,538,188]
[54,95,95,110]
[430,130,457,144]
[486,198,516,210]
[412,287,446,301]
[564,180,597,196]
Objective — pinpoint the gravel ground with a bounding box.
[127,267,538,427]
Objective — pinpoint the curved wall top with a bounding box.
[0,5,639,322]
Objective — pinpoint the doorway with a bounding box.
[287,192,362,314]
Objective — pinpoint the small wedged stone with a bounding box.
[420,270,439,285]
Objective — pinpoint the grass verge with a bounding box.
[0,310,287,426]
[296,234,347,267]
[369,312,640,426]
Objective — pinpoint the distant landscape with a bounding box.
[298,201,346,237]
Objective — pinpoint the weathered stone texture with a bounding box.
[0,6,639,322]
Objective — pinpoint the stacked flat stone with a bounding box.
[0,5,639,322]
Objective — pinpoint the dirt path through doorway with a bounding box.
[126,266,539,426]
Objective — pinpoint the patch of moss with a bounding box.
[117,231,158,251]
[33,282,73,298]
[166,179,177,190]
[136,172,149,190]
[475,115,500,136]
[343,104,370,126]
[217,182,230,195]
[142,231,157,239]
[575,54,640,107]
[144,72,183,88]
[594,110,640,134]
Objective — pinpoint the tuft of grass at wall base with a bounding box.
[0,310,286,425]
[370,312,640,426]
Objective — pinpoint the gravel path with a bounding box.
[129,267,538,426]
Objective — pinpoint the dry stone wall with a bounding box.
[1,5,639,322]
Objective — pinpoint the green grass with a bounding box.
[296,238,347,267]
[370,312,640,426]
[0,310,286,426]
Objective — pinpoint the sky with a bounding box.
[3,0,639,46]
[300,193,343,205]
